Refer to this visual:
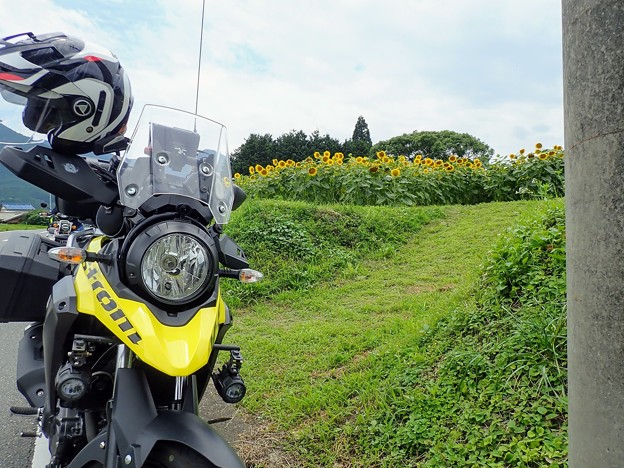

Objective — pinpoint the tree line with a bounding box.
[230,115,495,174]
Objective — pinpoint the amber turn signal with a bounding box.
[48,247,87,264]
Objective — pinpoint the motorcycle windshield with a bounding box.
[118,105,234,224]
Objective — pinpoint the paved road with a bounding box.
[0,231,39,467]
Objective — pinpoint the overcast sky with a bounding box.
[2,0,563,156]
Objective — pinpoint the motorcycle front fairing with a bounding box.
[74,237,228,376]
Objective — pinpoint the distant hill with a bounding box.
[0,124,51,206]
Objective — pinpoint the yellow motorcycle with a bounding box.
[0,105,260,467]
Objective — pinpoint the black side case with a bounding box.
[0,232,64,322]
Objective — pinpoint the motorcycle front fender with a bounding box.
[68,367,243,468]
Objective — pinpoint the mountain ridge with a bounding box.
[0,124,52,206]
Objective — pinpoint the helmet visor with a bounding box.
[0,87,47,146]
[0,81,92,148]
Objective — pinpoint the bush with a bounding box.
[21,209,48,225]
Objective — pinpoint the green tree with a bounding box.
[308,130,343,156]
[231,133,275,174]
[274,130,310,161]
[352,115,372,146]
[343,116,372,156]
[371,130,494,163]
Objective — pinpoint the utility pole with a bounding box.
[563,1,624,465]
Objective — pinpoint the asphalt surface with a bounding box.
[0,231,38,467]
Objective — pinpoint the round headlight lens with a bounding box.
[141,233,210,302]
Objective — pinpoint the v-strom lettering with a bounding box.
[86,267,142,344]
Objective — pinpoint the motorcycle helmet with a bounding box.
[0,32,132,155]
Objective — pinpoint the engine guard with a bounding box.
[67,368,243,467]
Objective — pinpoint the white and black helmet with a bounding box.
[0,32,133,154]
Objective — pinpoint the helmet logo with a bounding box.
[63,163,79,174]
[72,99,93,117]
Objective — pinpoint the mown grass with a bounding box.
[0,223,42,231]
[220,198,566,466]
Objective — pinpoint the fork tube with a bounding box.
[174,376,187,410]
[116,344,131,369]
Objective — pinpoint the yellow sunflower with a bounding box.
[278,160,286,168]
[314,151,321,159]
[539,153,548,160]
[234,173,241,179]
[323,150,331,158]
[355,156,363,163]
[536,142,543,149]
[249,166,255,175]
[272,159,278,166]
[308,167,318,176]
[391,168,400,177]
[369,165,379,173]
[260,169,268,176]
[449,155,458,163]
[255,164,263,172]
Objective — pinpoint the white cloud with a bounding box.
[0,0,564,155]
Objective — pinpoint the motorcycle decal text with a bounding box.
[86,267,142,344]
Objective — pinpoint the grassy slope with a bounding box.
[227,200,552,466]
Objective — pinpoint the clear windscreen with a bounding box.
[117,105,234,224]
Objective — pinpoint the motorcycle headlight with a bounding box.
[124,221,217,305]
[141,233,210,301]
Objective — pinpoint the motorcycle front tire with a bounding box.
[84,441,218,467]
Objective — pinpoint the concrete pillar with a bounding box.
[563,1,624,465]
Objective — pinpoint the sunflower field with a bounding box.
[234,144,564,207]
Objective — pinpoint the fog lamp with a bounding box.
[56,364,90,402]
[213,365,246,404]
[213,349,246,404]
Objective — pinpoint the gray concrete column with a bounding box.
[563,0,624,465]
